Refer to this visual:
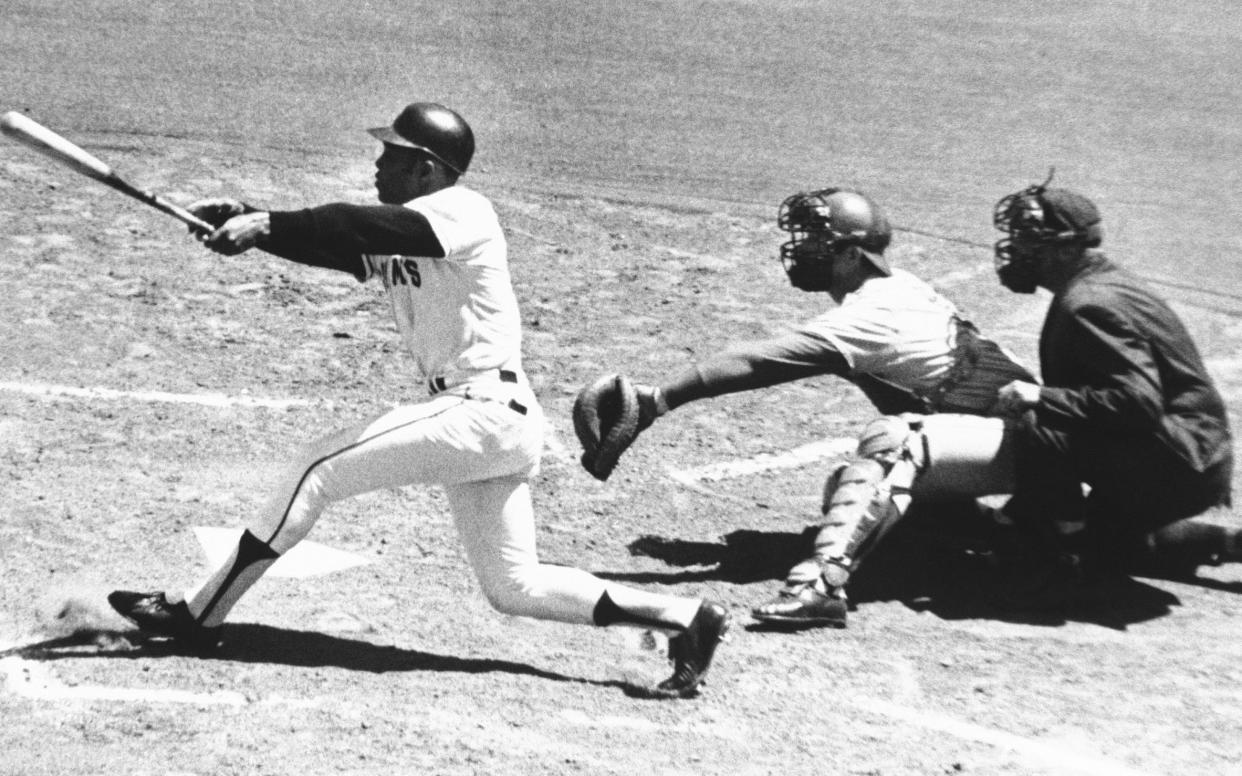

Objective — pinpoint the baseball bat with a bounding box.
[0,111,215,234]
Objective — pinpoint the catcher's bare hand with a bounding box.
[200,211,271,256]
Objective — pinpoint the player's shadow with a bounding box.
[598,504,1231,631]
[15,627,640,693]
[602,525,823,586]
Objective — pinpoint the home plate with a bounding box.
[193,527,371,578]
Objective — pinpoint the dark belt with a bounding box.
[428,369,518,395]
[428,369,525,415]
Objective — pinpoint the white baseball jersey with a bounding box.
[799,268,959,395]
[178,171,707,658]
[358,186,523,385]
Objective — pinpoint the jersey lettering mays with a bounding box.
[359,187,523,382]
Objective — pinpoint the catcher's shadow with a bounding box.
[600,508,1200,631]
[596,526,821,586]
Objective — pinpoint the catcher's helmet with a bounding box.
[368,102,475,175]
[777,188,892,291]
[993,172,1102,293]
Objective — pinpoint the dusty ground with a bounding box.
[3,2,1242,775]
[2,137,1242,776]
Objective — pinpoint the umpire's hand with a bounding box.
[995,380,1042,416]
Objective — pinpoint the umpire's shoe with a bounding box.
[108,591,222,651]
[751,580,848,628]
[653,601,729,699]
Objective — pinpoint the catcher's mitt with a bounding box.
[574,374,662,481]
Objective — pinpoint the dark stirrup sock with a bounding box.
[197,529,281,623]
[591,591,682,631]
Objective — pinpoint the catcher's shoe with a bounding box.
[107,591,222,651]
[652,601,729,699]
[751,581,848,628]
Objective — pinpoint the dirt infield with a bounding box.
[3,2,1242,775]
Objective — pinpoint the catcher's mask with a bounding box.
[993,170,1102,293]
[778,188,892,292]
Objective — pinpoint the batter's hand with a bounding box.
[995,380,1042,416]
[187,197,248,228]
[200,211,271,256]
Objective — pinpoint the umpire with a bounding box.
[991,176,1234,598]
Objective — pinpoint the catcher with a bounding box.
[574,187,1036,627]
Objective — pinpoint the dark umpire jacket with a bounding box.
[1024,252,1232,521]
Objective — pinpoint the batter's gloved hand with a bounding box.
[573,374,667,481]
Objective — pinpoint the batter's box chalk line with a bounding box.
[0,380,312,410]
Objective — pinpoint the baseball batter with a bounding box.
[575,188,1035,627]
[108,102,728,699]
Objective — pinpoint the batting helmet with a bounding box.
[368,102,475,175]
[777,188,892,290]
[993,172,1102,293]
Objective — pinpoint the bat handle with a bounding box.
[155,196,216,235]
[106,173,215,234]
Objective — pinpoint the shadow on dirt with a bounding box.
[603,525,822,586]
[11,628,636,691]
[602,506,1242,632]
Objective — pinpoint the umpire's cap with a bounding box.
[1039,188,1102,246]
[369,102,474,175]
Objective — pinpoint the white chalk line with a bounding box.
[667,436,856,484]
[864,657,1154,774]
[0,380,312,409]
[560,688,1158,774]
[1,654,247,707]
[853,697,1163,776]
[5,380,573,465]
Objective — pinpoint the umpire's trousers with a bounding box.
[1005,420,1233,565]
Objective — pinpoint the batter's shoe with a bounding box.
[107,591,222,651]
[652,601,729,699]
[751,581,848,628]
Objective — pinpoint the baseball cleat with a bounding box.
[652,600,730,699]
[107,590,222,651]
[751,582,848,628]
